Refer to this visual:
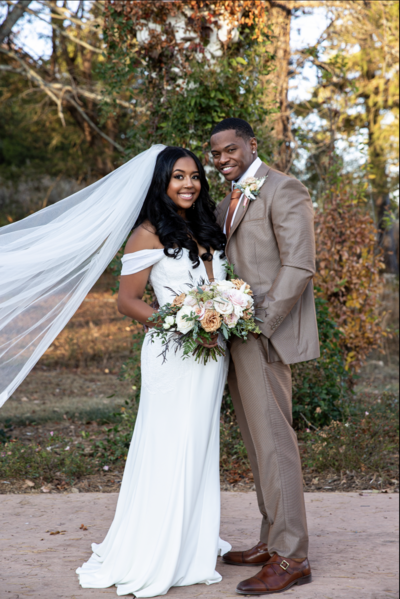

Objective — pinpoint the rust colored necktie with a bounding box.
[225,188,242,237]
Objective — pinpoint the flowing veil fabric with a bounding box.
[0,144,165,408]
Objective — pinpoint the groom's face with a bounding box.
[210,130,257,182]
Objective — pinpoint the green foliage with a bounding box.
[301,392,399,476]
[292,293,352,429]
[292,1,399,229]
[100,2,277,202]
[0,432,92,484]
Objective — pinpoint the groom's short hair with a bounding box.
[211,118,255,141]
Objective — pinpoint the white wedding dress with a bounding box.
[76,248,231,597]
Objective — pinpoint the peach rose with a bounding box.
[200,310,221,333]
[171,293,186,308]
[231,279,253,295]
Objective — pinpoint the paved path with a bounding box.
[0,492,398,599]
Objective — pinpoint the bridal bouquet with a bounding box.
[148,273,261,364]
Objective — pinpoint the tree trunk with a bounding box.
[0,1,33,43]
[268,1,294,173]
[365,69,399,274]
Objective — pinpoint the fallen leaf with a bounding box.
[24,479,35,488]
[80,524,88,531]
[41,486,51,493]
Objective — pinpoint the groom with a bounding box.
[211,118,320,595]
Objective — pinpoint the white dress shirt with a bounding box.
[223,156,263,234]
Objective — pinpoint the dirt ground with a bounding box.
[1,273,399,497]
[2,492,398,599]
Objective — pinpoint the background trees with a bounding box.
[0,1,398,370]
[292,0,399,272]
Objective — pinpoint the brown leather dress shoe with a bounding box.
[236,554,312,595]
[222,541,271,567]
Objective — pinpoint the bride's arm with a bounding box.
[117,226,162,327]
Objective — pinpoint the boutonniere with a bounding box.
[233,175,268,208]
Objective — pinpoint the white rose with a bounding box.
[233,304,244,318]
[216,280,235,293]
[164,316,175,329]
[214,298,234,316]
[176,306,196,334]
[246,295,254,308]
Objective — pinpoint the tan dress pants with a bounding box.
[228,334,309,559]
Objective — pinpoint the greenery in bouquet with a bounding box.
[148,275,261,365]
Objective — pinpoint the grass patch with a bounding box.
[0,432,93,486]
[1,391,398,493]
[300,392,399,479]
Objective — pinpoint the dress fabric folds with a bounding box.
[77,249,231,597]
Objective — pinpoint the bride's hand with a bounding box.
[198,333,219,349]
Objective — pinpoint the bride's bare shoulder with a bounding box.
[124,222,163,254]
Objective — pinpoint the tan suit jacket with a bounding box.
[216,162,320,365]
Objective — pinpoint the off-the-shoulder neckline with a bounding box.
[122,248,165,260]
[122,248,224,260]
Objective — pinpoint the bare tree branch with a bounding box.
[0,57,134,109]
[0,47,127,152]
[37,3,100,32]
[66,95,125,153]
[0,0,33,43]
[24,6,103,54]
[41,1,104,28]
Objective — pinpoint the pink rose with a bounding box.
[184,295,198,307]
[194,303,206,320]
[224,312,239,329]
[204,300,214,310]
[227,289,249,309]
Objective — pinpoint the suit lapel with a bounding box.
[226,163,270,249]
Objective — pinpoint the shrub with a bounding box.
[292,293,351,429]
[314,169,386,371]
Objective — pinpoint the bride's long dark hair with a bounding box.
[134,146,226,268]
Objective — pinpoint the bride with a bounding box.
[76,146,231,596]
[0,144,231,596]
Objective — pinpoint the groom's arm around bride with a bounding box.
[210,118,319,595]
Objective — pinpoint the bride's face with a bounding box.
[167,157,201,213]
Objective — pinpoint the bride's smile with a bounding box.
[166,156,201,215]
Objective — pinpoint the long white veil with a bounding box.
[0,144,165,408]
